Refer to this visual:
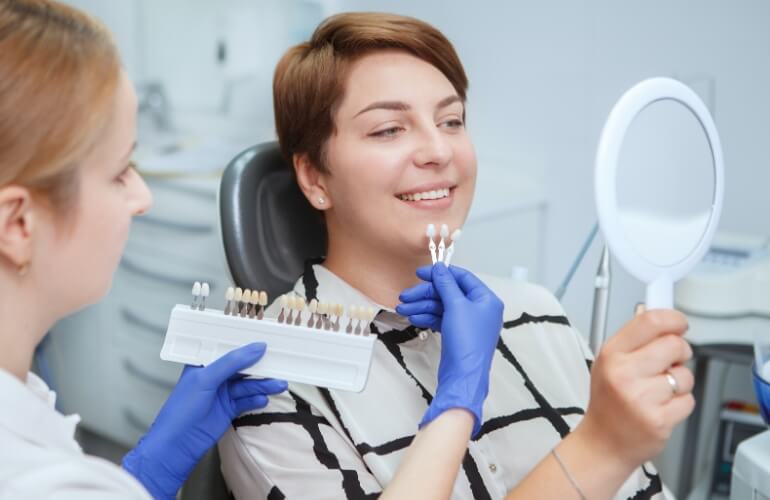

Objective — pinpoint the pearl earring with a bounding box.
[318,197,326,205]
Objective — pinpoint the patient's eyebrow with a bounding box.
[354,101,410,117]
[354,95,463,118]
[436,95,462,110]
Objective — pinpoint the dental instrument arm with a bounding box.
[589,246,612,355]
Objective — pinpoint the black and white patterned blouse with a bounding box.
[218,262,669,499]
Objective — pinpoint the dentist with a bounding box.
[0,1,288,498]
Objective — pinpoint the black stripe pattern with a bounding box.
[226,262,665,499]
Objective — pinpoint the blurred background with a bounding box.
[40,1,770,498]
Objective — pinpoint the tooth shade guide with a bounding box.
[247,291,258,318]
[294,296,304,326]
[191,281,202,309]
[224,286,234,315]
[278,294,287,323]
[161,305,377,392]
[257,291,267,320]
[440,224,449,238]
[346,305,357,334]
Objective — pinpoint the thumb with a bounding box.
[431,263,465,304]
[201,343,267,388]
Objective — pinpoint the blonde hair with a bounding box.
[0,0,121,210]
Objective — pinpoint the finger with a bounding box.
[229,378,288,399]
[407,314,442,331]
[399,282,439,303]
[654,366,694,404]
[630,365,695,408]
[417,265,487,296]
[200,343,267,388]
[604,310,688,354]
[630,334,693,376]
[431,263,465,304]
[662,393,696,425]
[396,300,444,317]
[233,394,269,415]
[440,265,490,300]
[416,265,433,282]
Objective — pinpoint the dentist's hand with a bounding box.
[122,343,288,500]
[397,264,503,437]
[577,310,694,471]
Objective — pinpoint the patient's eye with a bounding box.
[440,118,464,129]
[370,126,405,138]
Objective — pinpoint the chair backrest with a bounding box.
[218,141,327,300]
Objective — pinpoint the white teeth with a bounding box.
[399,188,450,202]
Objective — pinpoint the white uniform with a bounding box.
[0,369,151,500]
[219,263,670,499]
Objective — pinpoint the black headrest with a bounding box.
[219,141,326,300]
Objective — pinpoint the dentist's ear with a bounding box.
[0,185,35,275]
[293,153,331,211]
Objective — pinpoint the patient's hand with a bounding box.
[579,309,694,470]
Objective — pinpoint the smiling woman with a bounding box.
[217,11,688,500]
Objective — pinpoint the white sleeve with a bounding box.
[0,456,152,500]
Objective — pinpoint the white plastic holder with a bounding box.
[160,305,376,392]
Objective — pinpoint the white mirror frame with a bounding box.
[595,77,725,310]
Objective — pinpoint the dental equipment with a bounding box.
[426,224,437,264]
[191,282,201,309]
[588,246,611,355]
[425,223,463,266]
[161,284,378,392]
[443,229,462,267]
[224,287,235,315]
[199,282,210,311]
[437,224,449,262]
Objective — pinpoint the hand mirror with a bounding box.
[595,77,724,309]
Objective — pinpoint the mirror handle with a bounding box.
[645,275,674,310]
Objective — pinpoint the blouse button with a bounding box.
[489,463,497,473]
[418,330,429,341]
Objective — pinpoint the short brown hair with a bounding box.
[273,12,468,171]
[0,0,121,210]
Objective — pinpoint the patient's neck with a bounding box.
[323,228,428,310]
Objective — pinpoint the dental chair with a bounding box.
[219,140,327,297]
[180,141,326,500]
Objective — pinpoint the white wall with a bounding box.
[333,0,770,336]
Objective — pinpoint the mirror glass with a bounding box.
[616,98,716,267]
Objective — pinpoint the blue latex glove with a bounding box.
[122,343,287,499]
[396,264,503,437]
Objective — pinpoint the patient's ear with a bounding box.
[293,153,331,211]
[0,186,35,271]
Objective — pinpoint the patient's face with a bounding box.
[323,50,476,259]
